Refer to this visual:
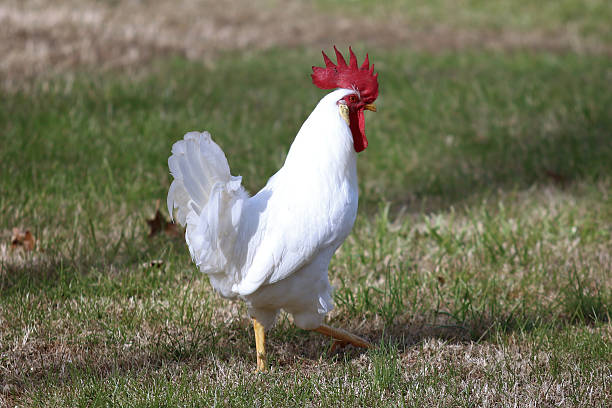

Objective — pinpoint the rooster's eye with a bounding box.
[348,95,357,103]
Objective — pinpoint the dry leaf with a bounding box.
[11,228,36,251]
[147,199,182,238]
[164,222,182,238]
[146,209,164,237]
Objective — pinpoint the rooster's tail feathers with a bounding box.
[167,132,249,296]
[168,131,232,223]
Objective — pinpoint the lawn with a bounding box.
[1,1,611,407]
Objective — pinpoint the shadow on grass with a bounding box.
[368,115,612,215]
[0,257,71,295]
[0,234,188,296]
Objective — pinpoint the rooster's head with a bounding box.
[311,46,379,152]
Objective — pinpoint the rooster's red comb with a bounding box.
[311,46,379,102]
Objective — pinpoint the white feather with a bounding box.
[167,89,360,329]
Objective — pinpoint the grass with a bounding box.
[317,0,612,43]
[1,42,611,408]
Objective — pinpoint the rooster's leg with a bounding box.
[253,318,267,372]
[312,324,372,349]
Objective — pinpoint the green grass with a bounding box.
[317,0,612,43]
[1,48,611,406]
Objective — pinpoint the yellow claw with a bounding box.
[313,324,372,349]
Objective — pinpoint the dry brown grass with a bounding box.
[2,0,610,87]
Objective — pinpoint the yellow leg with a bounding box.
[253,318,267,372]
[312,324,372,349]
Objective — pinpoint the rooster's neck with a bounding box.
[283,89,358,176]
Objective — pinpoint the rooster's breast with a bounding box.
[241,171,358,330]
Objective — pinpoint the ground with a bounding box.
[0,0,610,406]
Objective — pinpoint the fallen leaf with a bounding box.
[11,228,35,251]
[147,199,182,238]
[146,209,164,237]
[164,222,182,238]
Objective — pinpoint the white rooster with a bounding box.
[167,47,378,371]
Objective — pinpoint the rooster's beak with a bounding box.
[364,104,377,112]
